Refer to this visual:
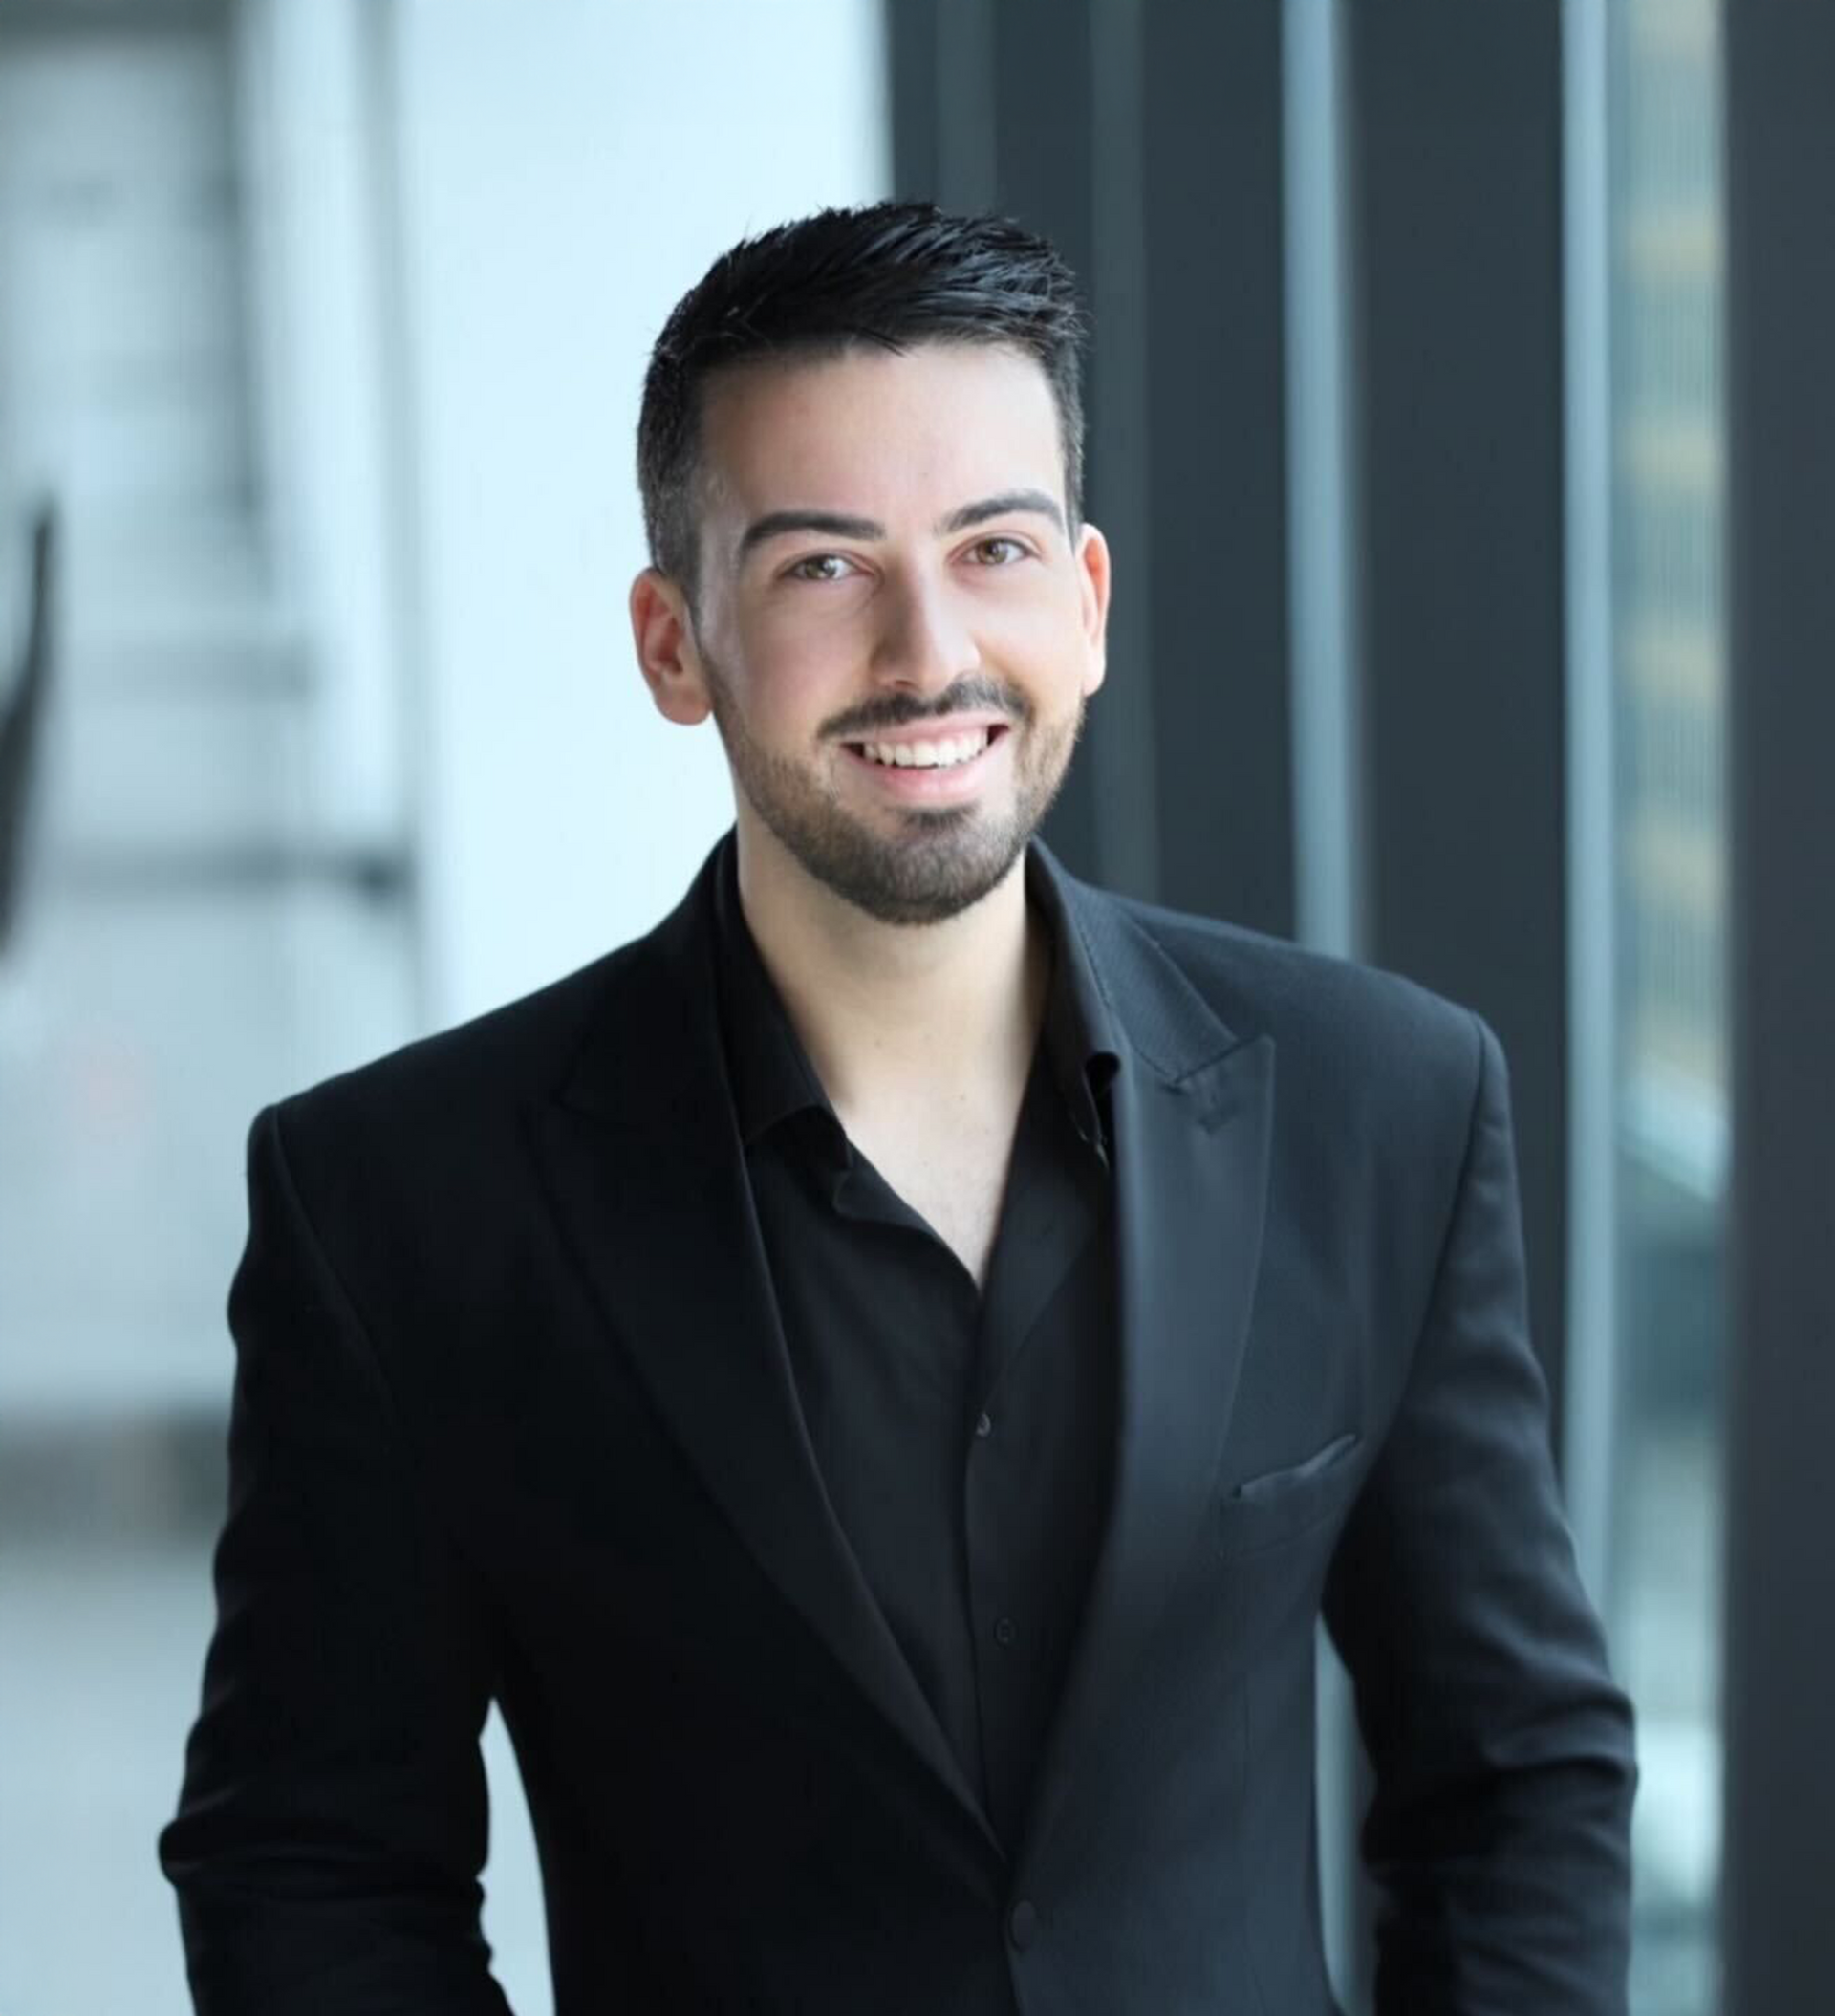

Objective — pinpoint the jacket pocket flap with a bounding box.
[1228,1430,1362,1506]
[1217,1431,1364,1558]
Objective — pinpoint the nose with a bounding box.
[870,565,980,698]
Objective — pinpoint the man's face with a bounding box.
[638,341,1110,926]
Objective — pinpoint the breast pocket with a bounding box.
[1216,1430,1365,1560]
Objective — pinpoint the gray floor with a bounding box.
[0,1537,209,2015]
[0,1531,550,2016]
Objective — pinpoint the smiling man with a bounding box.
[642,341,1100,936]
[162,203,1634,2015]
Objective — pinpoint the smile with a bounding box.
[838,724,1010,799]
[850,726,998,769]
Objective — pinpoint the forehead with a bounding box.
[696,341,1065,523]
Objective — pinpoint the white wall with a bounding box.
[0,24,246,526]
[235,0,407,851]
[389,0,890,1027]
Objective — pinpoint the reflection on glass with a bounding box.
[1608,2,1725,2011]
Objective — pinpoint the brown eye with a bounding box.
[787,553,853,583]
[969,537,1026,566]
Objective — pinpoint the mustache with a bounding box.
[822,677,1032,740]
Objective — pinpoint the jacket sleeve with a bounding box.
[159,1104,516,2015]
[1322,1012,1637,2013]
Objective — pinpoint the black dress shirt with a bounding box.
[712,844,1121,1851]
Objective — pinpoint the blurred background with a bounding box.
[0,3,1827,2012]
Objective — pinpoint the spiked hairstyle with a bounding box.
[637,201,1088,605]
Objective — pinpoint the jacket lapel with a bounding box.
[535,841,1003,1858]
[1015,861,1276,1876]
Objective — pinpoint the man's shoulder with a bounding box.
[1073,877,1484,1083]
[275,841,725,1158]
[270,939,644,1176]
[1072,881,1491,1213]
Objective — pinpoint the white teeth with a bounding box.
[860,729,991,770]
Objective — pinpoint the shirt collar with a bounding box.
[713,835,833,1150]
[712,833,1120,1158]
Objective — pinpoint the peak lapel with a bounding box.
[534,841,1002,1860]
[1016,870,1276,1876]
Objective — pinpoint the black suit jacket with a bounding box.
[162,832,1635,2014]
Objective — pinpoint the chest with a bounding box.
[844,1108,1020,1290]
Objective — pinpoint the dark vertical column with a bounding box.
[1345,0,1570,1416]
[884,0,940,202]
[1140,0,1292,933]
[1719,6,1835,2008]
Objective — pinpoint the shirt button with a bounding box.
[975,1412,993,1439]
[994,1615,1016,1647]
[1008,1899,1039,1950]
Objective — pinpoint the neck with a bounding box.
[732,814,1049,1117]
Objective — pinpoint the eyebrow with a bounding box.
[735,488,1067,562]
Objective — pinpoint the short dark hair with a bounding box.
[637,201,1087,603]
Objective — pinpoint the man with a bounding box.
[162,202,1635,2013]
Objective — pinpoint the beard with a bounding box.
[701,653,1085,927]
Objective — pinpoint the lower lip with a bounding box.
[840,731,1009,803]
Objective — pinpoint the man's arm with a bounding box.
[160,1104,515,2015]
[1323,1012,1637,2013]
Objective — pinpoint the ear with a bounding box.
[630,568,713,725]
[1074,522,1112,698]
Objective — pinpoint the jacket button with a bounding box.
[975,1412,993,1439]
[994,1615,1016,1647]
[1007,1899,1039,1950]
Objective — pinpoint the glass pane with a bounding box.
[1607,2,1726,2010]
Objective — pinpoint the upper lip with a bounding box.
[841,714,1009,747]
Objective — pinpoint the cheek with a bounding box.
[723,603,858,705]
[977,574,1090,649]
[744,595,867,675]
[998,607,1102,701]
